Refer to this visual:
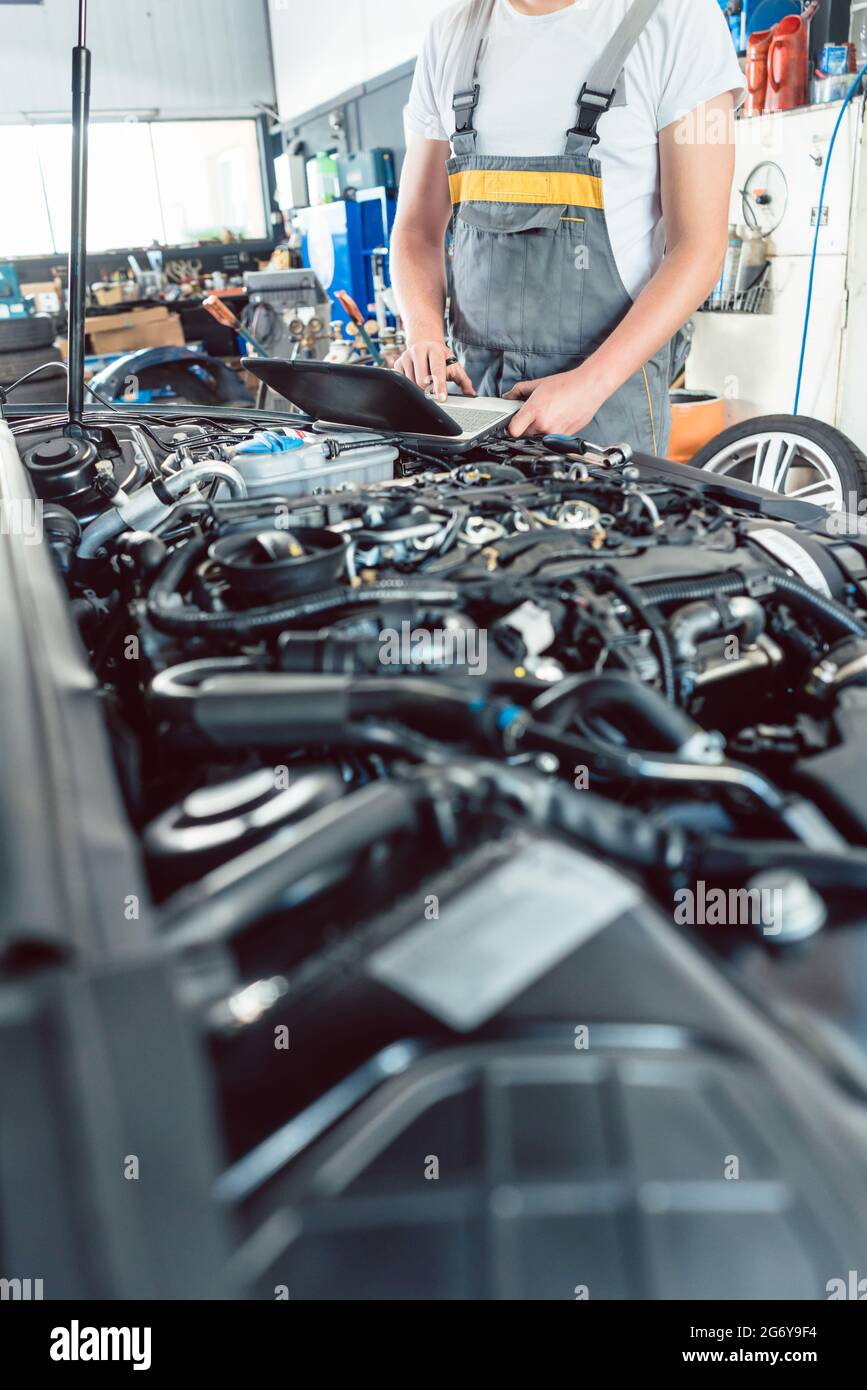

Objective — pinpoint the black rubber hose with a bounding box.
[530,672,699,752]
[603,571,677,701]
[277,628,382,675]
[772,571,866,637]
[278,619,481,675]
[350,679,484,736]
[168,672,487,745]
[641,570,867,640]
[146,535,460,634]
[518,720,799,822]
[640,575,749,607]
[470,760,685,872]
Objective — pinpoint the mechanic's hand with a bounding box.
[505,365,607,438]
[393,340,476,401]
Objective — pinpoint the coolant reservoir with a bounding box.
[231,429,397,497]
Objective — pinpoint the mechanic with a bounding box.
[391,0,745,453]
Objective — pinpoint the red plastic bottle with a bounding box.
[765,13,811,113]
[746,27,774,117]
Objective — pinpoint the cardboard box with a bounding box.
[84,305,185,354]
[89,319,185,354]
[84,305,171,334]
[21,281,61,314]
[93,283,128,308]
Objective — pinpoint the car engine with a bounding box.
[5,404,867,1301]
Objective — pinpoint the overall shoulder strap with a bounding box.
[451,0,496,156]
[565,0,666,157]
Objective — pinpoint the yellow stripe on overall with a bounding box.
[449,169,605,208]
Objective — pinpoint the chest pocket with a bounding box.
[449,197,587,354]
[454,200,567,234]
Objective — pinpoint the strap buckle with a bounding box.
[452,83,480,136]
[568,83,616,146]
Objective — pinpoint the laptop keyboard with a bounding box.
[441,404,508,433]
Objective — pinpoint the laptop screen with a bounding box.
[241,359,463,437]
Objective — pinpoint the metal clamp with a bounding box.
[568,84,616,145]
[452,84,480,135]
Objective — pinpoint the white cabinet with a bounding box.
[687,98,867,449]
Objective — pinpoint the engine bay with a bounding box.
[5,402,867,1299]
[20,405,867,884]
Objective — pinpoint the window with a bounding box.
[0,126,53,257]
[150,121,266,246]
[0,118,267,258]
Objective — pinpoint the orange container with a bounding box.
[746,28,773,117]
[668,391,725,464]
[766,13,811,113]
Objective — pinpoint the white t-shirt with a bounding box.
[405,0,745,300]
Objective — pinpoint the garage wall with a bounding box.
[267,0,454,124]
[269,0,862,126]
[279,62,416,184]
[0,0,276,121]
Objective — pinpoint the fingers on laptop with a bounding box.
[504,378,542,437]
[394,342,476,400]
[446,360,476,397]
[398,342,449,400]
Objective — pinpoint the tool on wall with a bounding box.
[202,295,272,358]
[334,290,383,365]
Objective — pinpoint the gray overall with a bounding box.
[447,0,672,456]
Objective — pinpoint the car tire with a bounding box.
[690,414,867,511]
[0,315,56,352]
[6,372,68,404]
[0,345,63,388]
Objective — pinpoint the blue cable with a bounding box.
[793,63,867,415]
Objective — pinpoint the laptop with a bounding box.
[241,358,520,453]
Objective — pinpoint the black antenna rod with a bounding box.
[66,0,90,435]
